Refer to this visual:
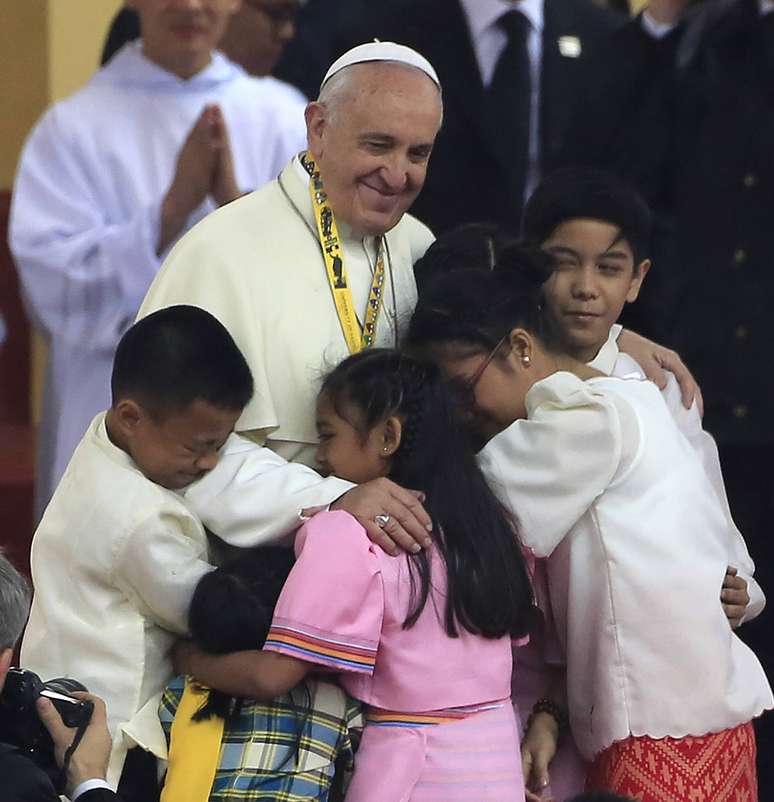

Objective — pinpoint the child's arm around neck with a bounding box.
[174,640,312,701]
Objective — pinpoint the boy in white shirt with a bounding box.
[21,306,255,801]
[521,167,763,626]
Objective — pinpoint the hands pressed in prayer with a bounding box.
[617,328,704,414]
[722,566,751,629]
[331,478,433,557]
[158,104,240,254]
[209,104,242,208]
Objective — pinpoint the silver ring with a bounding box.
[374,514,391,528]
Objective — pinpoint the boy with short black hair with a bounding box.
[525,167,763,628]
[21,305,255,799]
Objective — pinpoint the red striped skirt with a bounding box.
[586,721,757,802]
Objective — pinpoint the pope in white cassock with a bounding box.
[9,0,307,517]
[139,42,445,549]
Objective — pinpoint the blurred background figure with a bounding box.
[560,0,774,794]
[10,0,307,519]
[102,0,301,76]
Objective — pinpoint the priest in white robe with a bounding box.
[9,0,307,517]
[139,43,444,550]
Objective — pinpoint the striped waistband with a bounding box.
[365,700,508,728]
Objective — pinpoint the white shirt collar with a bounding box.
[101,40,242,89]
[459,0,545,41]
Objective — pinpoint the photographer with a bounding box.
[0,552,120,801]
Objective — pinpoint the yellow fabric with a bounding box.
[301,152,386,354]
[160,679,225,802]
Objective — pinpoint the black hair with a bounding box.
[407,242,562,363]
[111,306,254,419]
[413,223,519,296]
[188,548,297,722]
[523,167,653,266]
[320,349,532,639]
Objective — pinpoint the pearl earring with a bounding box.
[522,355,531,366]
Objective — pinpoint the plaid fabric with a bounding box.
[159,675,363,801]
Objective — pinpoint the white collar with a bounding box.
[100,40,242,89]
[459,0,545,41]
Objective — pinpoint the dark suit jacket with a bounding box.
[0,742,119,802]
[348,0,622,235]
[561,0,774,446]
[274,0,622,234]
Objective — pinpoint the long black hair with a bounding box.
[187,548,299,722]
[320,349,532,639]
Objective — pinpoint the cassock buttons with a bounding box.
[733,404,749,419]
[734,325,748,342]
[743,173,757,188]
[733,248,747,266]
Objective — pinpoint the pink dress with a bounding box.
[264,510,525,802]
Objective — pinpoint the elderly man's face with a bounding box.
[306,64,443,237]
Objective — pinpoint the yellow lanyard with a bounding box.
[301,152,386,354]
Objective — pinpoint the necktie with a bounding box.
[487,9,532,213]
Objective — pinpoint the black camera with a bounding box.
[0,668,94,790]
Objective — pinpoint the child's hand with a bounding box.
[721,566,750,629]
[521,711,559,801]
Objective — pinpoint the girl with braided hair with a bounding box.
[174,348,534,801]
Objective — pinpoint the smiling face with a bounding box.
[435,337,539,444]
[541,218,650,363]
[127,0,241,78]
[111,398,240,490]
[315,392,395,483]
[306,63,443,237]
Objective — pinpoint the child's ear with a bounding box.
[626,259,651,303]
[381,416,403,457]
[113,399,144,435]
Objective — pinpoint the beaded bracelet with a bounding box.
[526,696,569,734]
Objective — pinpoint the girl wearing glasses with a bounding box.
[406,244,772,802]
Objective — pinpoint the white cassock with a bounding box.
[140,155,434,537]
[9,42,307,517]
[481,372,773,760]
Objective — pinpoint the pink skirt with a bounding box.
[345,702,525,802]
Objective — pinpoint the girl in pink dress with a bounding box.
[176,349,533,801]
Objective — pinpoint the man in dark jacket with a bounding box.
[561,1,774,794]
[0,553,121,802]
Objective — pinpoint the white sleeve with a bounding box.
[9,106,161,351]
[183,434,354,548]
[480,373,624,558]
[113,516,213,635]
[661,376,765,623]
